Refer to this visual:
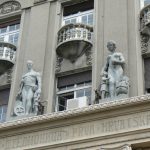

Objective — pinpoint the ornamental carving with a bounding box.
[55,56,63,73]
[100,144,132,150]
[34,0,47,4]
[85,48,92,65]
[0,1,21,15]
[141,34,150,54]
[140,5,150,55]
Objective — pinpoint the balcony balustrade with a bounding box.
[56,23,93,62]
[0,42,16,75]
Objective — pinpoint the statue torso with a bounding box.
[22,71,38,87]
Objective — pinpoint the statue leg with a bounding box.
[22,88,27,113]
[25,88,34,115]
[109,78,115,98]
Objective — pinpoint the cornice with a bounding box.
[1,94,150,130]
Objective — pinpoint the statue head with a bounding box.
[27,60,33,70]
[107,40,116,52]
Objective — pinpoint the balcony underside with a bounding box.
[56,39,92,62]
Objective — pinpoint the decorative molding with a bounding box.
[0,94,150,130]
[6,68,13,84]
[100,144,132,150]
[34,0,47,4]
[85,48,92,65]
[55,56,63,73]
[0,1,21,15]
[140,34,149,54]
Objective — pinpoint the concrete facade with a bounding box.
[0,0,149,149]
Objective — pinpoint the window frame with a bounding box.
[0,23,20,46]
[56,81,92,112]
[62,9,94,26]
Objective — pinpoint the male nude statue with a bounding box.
[17,60,41,115]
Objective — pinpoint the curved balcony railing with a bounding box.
[0,42,16,74]
[56,23,93,62]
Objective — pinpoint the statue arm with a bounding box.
[18,78,24,94]
[112,53,125,65]
[36,73,41,93]
[102,56,110,74]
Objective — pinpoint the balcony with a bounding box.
[0,42,16,75]
[56,23,93,62]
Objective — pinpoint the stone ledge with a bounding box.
[1,94,150,130]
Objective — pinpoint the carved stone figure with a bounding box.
[0,1,21,15]
[100,41,129,99]
[14,60,41,116]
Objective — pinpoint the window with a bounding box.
[56,71,92,111]
[0,105,7,122]
[0,22,20,46]
[145,0,150,6]
[62,0,94,26]
[144,57,150,93]
[63,10,94,26]
[0,87,10,122]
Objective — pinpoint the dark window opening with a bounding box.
[63,0,94,17]
[62,0,94,26]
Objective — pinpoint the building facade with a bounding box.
[0,0,150,149]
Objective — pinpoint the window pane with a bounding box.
[76,89,84,98]
[82,15,87,24]
[71,18,76,24]
[145,0,150,6]
[0,105,7,122]
[58,92,74,111]
[88,14,93,25]
[9,25,15,31]
[16,24,20,30]
[0,27,7,34]
[85,88,91,103]
[0,36,4,42]
[85,88,91,97]
[0,106,2,113]
[8,35,14,43]
[3,105,7,113]
[65,20,71,25]
[14,33,19,45]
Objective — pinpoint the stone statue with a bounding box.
[14,60,41,116]
[99,41,129,99]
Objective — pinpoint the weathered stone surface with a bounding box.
[0,95,150,149]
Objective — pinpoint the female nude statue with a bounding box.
[101,41,125,98]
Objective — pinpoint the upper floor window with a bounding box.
[141,0,150,8]
[62,0,94,26]
[0,87,10,122]
[144,57,150,93]
[63,10,93,26]
[0,21,20,46]
[56,71,92,112]
[145,0,150,6]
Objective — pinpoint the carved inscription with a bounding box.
[1,111,150,149]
